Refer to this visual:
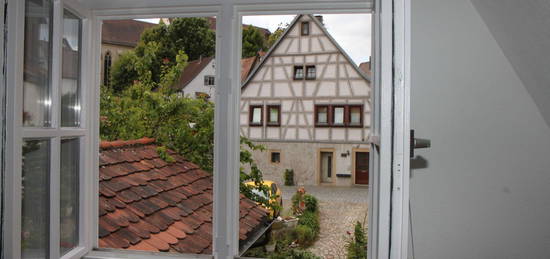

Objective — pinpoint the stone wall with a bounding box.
[249,141,370,187]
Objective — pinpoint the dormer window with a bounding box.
[301,21,310,35]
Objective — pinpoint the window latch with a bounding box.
[410,130,431,158]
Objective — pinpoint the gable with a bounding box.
[242,14,370,93]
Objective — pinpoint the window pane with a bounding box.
[22,139,50,259]
[350,107,361,124]
[60,138,79,255]
[334,107,344,124]
[24,0,53,127]
[61,10,82,127]
[269,107,279,123]
[318,107,328,123]
[253,107,262,123]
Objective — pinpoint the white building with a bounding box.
[240,15,372,186]
[173,55,260,101]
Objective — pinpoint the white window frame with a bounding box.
[2,0,411,259]
[4,0,94,259]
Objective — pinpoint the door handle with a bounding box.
[410,130,431,158]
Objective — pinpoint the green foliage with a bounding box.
[346,221,368,259]
[303,194,318,213]
[269,248,321,259]
[295,225,316,246]
[298,211,320,236]
[243,246,268,258]
[284,169,294,186]
[156,146,175,163]
[109,17,214,93]
[242,25,267,58]
[267,22,288,48]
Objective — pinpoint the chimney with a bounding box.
[315,15,324,25]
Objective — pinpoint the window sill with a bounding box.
[266,123,280,127]
[249,123,263,127]
[83,248,213,259]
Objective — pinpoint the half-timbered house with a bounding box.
[240,14,372,186]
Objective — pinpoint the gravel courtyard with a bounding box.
[280,186,369,259]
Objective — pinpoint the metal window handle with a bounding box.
[410,130,431,158]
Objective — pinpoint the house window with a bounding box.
[271,151,281,163]
[103,52,111,86]
[249,105,263,126]
[306,65,316,80]
[301,21,310,35]
[294,66,304,80]
[267,105,281,126]
[349,105,363,126]
[333,106,346,125]
[315,105,330,125]
[204,75,215,86]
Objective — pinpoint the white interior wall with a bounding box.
[409,0,550,258]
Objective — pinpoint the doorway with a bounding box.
[354,151,369,185]
[320,151,334,183]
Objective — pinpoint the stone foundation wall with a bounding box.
[249,141,370,187]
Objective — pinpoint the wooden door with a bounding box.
[355,152,369,184]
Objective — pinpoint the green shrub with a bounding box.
[298,211,320,235]
[284,169,294,186]
[244,246,267,258]
[346,221,367,259]
[295,225,316,246]
[291,189,305,214]
[269,249,321,259]
[303,194,318,212]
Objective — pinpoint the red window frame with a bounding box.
[314,105,331,126]
[249,105,263,126]
[348,105,364,127]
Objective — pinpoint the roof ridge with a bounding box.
[100,137,156,150]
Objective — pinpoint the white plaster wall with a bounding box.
[180,59,216,102]
[240,15,371,144]
[409,0,550,258]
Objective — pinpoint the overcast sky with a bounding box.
[138,14,371,64]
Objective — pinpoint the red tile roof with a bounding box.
[99,138,269,254]
[102,20,157,47]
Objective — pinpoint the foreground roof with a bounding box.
[98,138,269,254]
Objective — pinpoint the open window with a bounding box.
[3,0,411,258]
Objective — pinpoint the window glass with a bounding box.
[60,138,79,255]
[294,66,304,80]
[103,52,111,86]
[350,106,362,125]
[306,66,316,79]
[22,139,50,259]
[23,0,53,127]
[334,107,345,125]
[301,22,310,35]
[204,75,215,86]
[317,106,328,124]
[269,106,279,124]
[271,152,280,163]
[61,10,82,127]
[252,107,262,124]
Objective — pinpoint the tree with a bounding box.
[108,17,215,93]
[242,25,267,58]
[267,22,289,48]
